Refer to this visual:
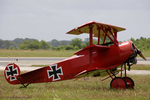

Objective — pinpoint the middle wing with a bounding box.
[75,45,110,55]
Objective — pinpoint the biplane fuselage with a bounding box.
[4,21,146,89]
[5,41,133,84]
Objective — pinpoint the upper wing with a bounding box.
[66,21,126,39]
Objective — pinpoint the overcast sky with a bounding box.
[0,0,150,42]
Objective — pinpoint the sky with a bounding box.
[0,0,150,42]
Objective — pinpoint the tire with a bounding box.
[110,77,127,89]
[123,77,134,89]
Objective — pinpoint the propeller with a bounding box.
[134,46,147,61]
[126,43,146,71]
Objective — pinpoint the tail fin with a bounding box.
[4,63,20,85]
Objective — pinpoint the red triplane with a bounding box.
[4,21,146,89]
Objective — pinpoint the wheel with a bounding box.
[110,77,127,89]
[123,77,134,89]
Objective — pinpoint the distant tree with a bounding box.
[83,41,89,47]
[2,40,11,49]
[0,39,3,48]
[130,37,150,51]
[74,46,79,50]
[13,38,24,45]
[65,45,74,50]
[19,41,30,50]
[140,37,146,40]
[82,39,97,48]
[57,45,66,50]
[50,39,60,47]
[28,39,40,49]
[60,40,68,46]
[12,38,37,49]
[93,40,97,45]
[130,38,136,43]
[24,38,34,41]
[10,41,17,48]
[19,39,40,50]
[40,40,50,50]
[9,46,14,50]
[70,38,82,49]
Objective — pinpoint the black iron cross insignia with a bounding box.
[5,65,19,81]
[47,64,63,81]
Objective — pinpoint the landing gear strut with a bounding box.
[107,64,134,89]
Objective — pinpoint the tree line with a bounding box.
[0,38,91,50]
[0,37,150,51]
[130,37,150,51]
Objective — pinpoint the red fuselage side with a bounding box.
[17,41,133,84]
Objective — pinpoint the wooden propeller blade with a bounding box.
[137,49,147,61]
[139,52,147,61]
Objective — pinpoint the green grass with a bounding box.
[0,49,150,57]
[0,71,150,100]
[142,51,150,57]
[0,49,76,57]
[132,64,150,70]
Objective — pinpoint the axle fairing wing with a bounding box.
[66,21,126,39]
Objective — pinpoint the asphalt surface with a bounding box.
[0,57,150,75]
[0,57,67,67]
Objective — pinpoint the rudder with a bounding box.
[4,63,20,85]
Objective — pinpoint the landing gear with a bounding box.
[123,77,134,89]
[106,64,134,89]
[110,77,127,89]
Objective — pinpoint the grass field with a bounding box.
[0,49,150,57]
[0,49,76,57]
[131,64,150,70]
[0,50,150,99]
[0,71,150,100]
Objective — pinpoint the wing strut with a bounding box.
[102,28,118,46]
[114,31,117,39]
[108,30,118,44]
[97,26,101,45]
[89,25,93,69]
[89,25,93,45]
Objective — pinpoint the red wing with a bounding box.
[75,45,110,55]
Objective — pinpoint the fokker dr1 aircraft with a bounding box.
[4,21,146,89]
